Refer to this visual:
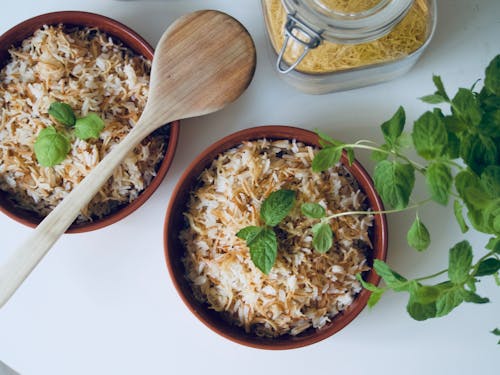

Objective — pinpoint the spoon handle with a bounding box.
[0,122,154,308]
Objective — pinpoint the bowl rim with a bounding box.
[0,11,181,233]
[163,125,387,350]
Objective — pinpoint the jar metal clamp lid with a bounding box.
[276,0,415,74]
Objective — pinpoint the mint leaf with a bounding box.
[371,144,389,162]
[406,297,437,321]
[420,94,448,104]
[367,289,384,308]
[448,241,473,284]
[445,131,461,159]
[260,189,295,227]
[34,126,71,167]
[460,133,497,175]
[412,284,441,304]
[355,273,383,292]
[374,160,415,209]
[486,237,500,254]
[346,147,355,165]
[436,287,464,317]
[453,200,469,233]
[312,147,342,172]
[461,289,489,304]
[248,227,277,274]
[373,260,409,291]
[315,129,344,148]
[426,161,452,205]
[412,111,448,160]
[356,274,385,308]
[484,55,500,95]
[301,203,326,219]
[381,106,405,148]
[74,113,105,140]
[478,110,500,137]
[492,328,500,336]
[48,102,76,127]
[236,226,262,244]
[480,166,500,198]
[433,75,450,101]
[407,216,430,251]
[451,88,483,127]
[311,222,333,253]
[475,258,500,277]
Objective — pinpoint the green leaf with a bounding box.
[444,131,461,159]
[480,166,500,198]
[448,240,473,284]
[478,110,500,137]
[486,237,500,254]
[248,227,277,274]
[412,111,448,160]
[301,203,326,219]
[492,328,500,336]
[420,94,448,104]
[435,288,464,317]
[484,55,500,95]
[48,102,76,127]
[433,75,450,101]
[460,133,497,175]
[380,106,405,147]
[406,298,437,321]
[453,200,469,233]
[373,160,415,209]
[373,260,409,291]
[312,222,333,253]
[346,148,355,165]
[34,126,71,167]
[312,147,342,173]
[412,285,441,304]
[407,216,431,251]
[355,273,383,292]
[260,189,296,227]
[315,129,344,147]
[426,161,452,205]
[74,113,105,140]
[236,226,262,244]
[460,289,489,304]
[371,144,389,162]
[475,258,500,276]
[367,289,384,308]
[451,88,483,127]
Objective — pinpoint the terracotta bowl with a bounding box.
[164,125,387,350]
[0,11,180,233]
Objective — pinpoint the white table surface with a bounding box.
[1,1,499,374]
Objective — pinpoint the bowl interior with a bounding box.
[164,125,387,349]
[0,11,180,232]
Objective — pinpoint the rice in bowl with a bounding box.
[0,24,168,223]
[180,139,374,338]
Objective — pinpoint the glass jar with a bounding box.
[261,0,437,94]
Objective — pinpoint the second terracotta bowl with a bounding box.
[0,11,180,233]
[164,125,387,350]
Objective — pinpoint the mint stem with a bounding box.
[324,198,432,221]
[342,144,426,173]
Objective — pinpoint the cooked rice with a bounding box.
[0,25,168,222]
[181,139,373,337]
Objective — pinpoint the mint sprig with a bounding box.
[34,102,106,167]
[237,189,295,274]
[309,55,500,336]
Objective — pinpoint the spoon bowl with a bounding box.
[0,9,256,308]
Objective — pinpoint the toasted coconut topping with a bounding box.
[0,25,168,222]
[181,139,373,337]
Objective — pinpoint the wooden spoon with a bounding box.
[0,10,256,308]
